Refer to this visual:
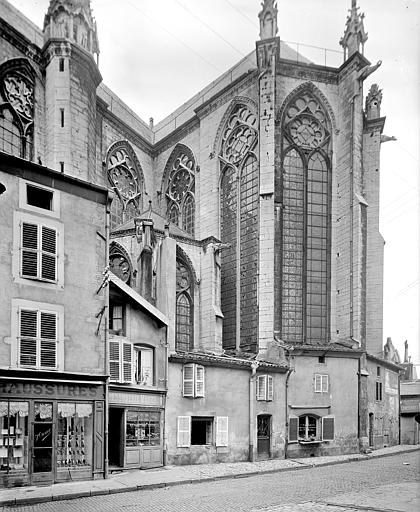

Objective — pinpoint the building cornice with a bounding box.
[363,116,386,134]
[277,59,339,85]
[0,17,43,65]
[366,352,402,372]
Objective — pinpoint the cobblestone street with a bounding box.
[2,451,419,512]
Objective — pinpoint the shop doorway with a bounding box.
[257,415,271,459]
[108,408,124,468]
[31,402,54,485]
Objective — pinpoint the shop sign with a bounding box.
[109,391,163,407]
[0,381,105,400]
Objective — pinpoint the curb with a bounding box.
[1,447,419,508]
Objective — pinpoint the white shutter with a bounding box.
[41,226,57,281]
[39,311,57,368]
[322,375,329,392]
[314,374,322,392]
[195,365,205,397]
[256,375,267,400]
[183,364,195,397]
[267,375,273,401]
[322,416,335,441]
[216,416,228,447]
[21,222,38,278]
[122,341,134,383]
[109,340,121,382]
[177,416,191,447]
[19,309,37,366]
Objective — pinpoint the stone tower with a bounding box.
[42,0,101,180]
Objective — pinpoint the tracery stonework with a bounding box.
[3,74,34,121]
[165,148,195,236]
[219,103,259,352]
[176,257,193,352]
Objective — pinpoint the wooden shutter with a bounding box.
[256,375,267,400]
[314,374,322,392]
[122,341,134,383]
[183,364,195,397]
[322,416,335,441]
[109,339,121,382]
[39,311,57,368]
[94,401,104,472]
[195,365,205,397]
[41,226,57,281]
[21,222,38,278]
[288,416,298,442]
[216,416,228,447]
[177,416,191,447]
[267,375,274,401]
[19,309,37,366]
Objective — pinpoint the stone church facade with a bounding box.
[0,0,400,486]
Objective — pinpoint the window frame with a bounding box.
[135,345,155,386]
[19,179,60,219]
[175,253,194,352]
[182,363,205,398]
[314,373,329,393]
[256,374,274,401]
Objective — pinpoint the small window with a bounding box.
[26,185,53,211]
[182,363,205,398]
[136,346,154,386]
[60,162,64,173]
[256,375,273,401]
[109,303,124,335]
[376,366,381,377]
[318,355,326,364]
[191,417,213,445]
[60,109,65,128]
[59,58,64,72]
[314,374,329,393]
[375,381,383,401]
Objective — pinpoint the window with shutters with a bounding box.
[182,363,205,398]
[176,416,228,448]
[20,222,58,283]
[18,308,58,369]
[289,414,334,443]
[256,375,273,401]
[191,417,213,445]
[314,374,329,393]
[375,381,383,401]
[109,337,134,383]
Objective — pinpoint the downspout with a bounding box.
[398,370,401,445]
[163,324,169,466]
[284,367,294,459]
[349,94,356,339]
[104,191,113,479]
[249,361,259,461]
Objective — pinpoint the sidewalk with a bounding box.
[1,444,419,507]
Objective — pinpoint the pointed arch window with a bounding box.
[106,141,144,229]
[176,254,194,352]
[164,146,196,237]
[219,103,259,352]
[0,66,34,161]
[276,90,331,344]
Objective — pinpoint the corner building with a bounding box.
[0,0,400,483]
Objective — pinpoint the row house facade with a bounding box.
[0,0,401,486]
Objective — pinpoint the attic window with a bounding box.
[26,185,53,211]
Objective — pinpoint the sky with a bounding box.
[7,0,420,365]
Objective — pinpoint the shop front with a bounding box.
[109,388,165,470]
[0,371,106,488]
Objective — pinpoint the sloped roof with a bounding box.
[111,209,190,239]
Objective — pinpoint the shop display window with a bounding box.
[0,401,29,472]
[57,403,93,468]
[126,411,160,447]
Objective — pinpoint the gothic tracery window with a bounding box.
[106,141,144,229]
[219,103,259,352]
[175,253,194,352]
[276,90,331,344]
[164,146,195,237]
[0,67,34,160]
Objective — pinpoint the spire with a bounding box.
[339,0,367,60]
[365,84,382,120]
[259,0,278,40]
[43,0,99,61]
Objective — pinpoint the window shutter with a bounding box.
[195,365,205,397]
[256,375,267,401]
[183,364,195,397]
[288,416,298,442]
[314,374,321,392]
[19,309,37,366]
[216,416,228,447]
[21,222,38,278]
[177,416,191,447]
[322,375,329,392]
[122,341,134,383]
[267,375,274,401]
[109,340,121,382]
[322,416,335,441]
[39,312,57,368]
[41,226,57,281]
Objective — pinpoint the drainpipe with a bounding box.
[398,370,401,445]
[249,361,259,462]
[163,324,169,466]
[104,191,113,479]
[284,368,294,459]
